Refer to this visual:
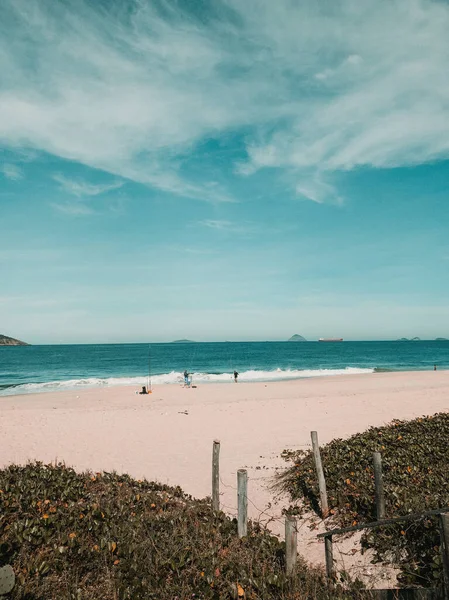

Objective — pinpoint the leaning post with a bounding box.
[237,469,248,538]
[440,513,449,599]
[311,431,329,518]
[373,452,386,520]
[324,535,334,582]
[285,515,297,576]
[212,440,220,511]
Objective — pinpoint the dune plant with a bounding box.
[0,462,362,599]
[277,413,449,587]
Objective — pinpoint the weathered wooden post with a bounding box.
[311,431,329,518]
[285,515,297,576]
[439,513,449,599]
[212,440,220,511]
[373,452,385,520]
[324,535,334,581]
[237,469,248,538]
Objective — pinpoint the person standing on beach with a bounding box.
[184,370,190,386]
[234,370,239,383]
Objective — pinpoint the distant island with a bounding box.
[396,337,449,342]
[0,334,29,346]
[172,339,196,344]
[287,334,307,342]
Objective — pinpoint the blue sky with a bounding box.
[1,0,449,343]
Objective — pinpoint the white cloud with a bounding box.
[1,0,449,202]
[198,219,257,235]
[2,163,23,180]
[53,174,123,197]
[199,219,234,230]
[50,201,95,216]
[296,173,342,205]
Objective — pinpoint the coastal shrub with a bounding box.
[276,412,449,587]
[0,462,366,599]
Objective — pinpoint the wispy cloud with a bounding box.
[296,173,342,205]
[198,219,256,235]
[50,201,95,216]
[53,174,123,197]
[199,220,234,230]
[1,0,449,202]
[161,244,217,255]
[1,163,23,180]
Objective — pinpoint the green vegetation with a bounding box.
[277,413,449,587]
[0,463,357,599]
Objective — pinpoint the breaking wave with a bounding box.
[1,367,374,396]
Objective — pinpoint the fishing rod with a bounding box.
[229,348,234,382]
[187,343,198,388]
[147,345,152,394]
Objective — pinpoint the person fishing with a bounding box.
[234,370,239,383]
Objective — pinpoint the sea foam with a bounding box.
[1,367,374,396]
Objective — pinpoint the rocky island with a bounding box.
[0,334,29,346]
[171,339,196,344]
[287,334,307,342]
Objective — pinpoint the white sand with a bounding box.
[1,370,448,575]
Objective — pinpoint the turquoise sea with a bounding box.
[1,340,448,396]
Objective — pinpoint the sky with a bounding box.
[1,0,449,343]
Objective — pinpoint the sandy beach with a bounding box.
[2,370,449,572]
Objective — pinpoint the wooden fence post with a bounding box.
[311,431,329,518]
[237,469,248,538]
[212,440,220,511]
[440,513,449,599]
[285,516,297,576]
[324,535,334,581]
[373,452,385,520]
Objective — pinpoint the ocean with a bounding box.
[1,340,448,396]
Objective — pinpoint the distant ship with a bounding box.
[318,338,343,342]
